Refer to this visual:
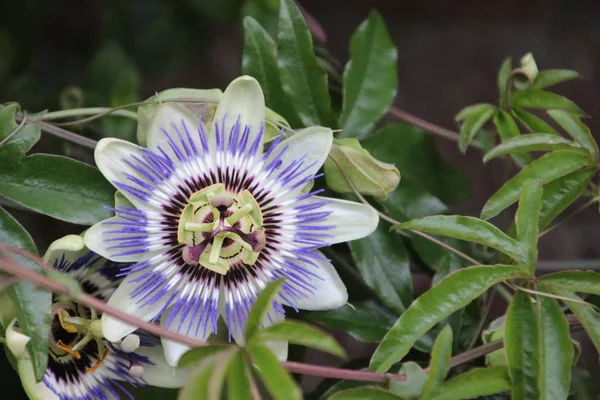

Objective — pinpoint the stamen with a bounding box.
[57,340,81,359]
[86,347,110,373]
[71,333,93,353]
[184,222,214,232]
[57,309,78,333]
[209,235,225,264]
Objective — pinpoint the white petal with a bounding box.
[135,345,190,388]
[101,270,170,342]
[94,138,160,212]
[6,319,30,359]
[43,234,86,266]
[147,103,203,163]
[288,253,348,310]
[16,358,59,400]
[212,76,265,153]
[159,305,212,367]
[309,196,379,245]
[266,126,333,197]
[84,218,148,263]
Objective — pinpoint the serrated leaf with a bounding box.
[459,105,496,152]
[339,10,397,138]
[481,150,592,220]
[483,133,584,163]
[505,290,539,400]
[512,108,559,135]
[389,361,426,398]
[227,351,254,400]
[348,221,412,314]
[329,387,404,400]
[537,285,573,400]
[510,89,584,116]
[537,168,595,230]
[553,289,600,353]
[492,110,532,166]
[242,16,300,127]
[430,367,511,400]
[540,271,600,296]
[255,320,346,358]
[246,279,285,339]
[0,207,50,381]
[393,215,527,265]
[514,180,542,272]
[249,343,301,400]
[0,104,41,154]
[532,69,580,90]
[547,110,598,162]
[421,325,453,399]
[369,265,525,373]
[277,0,336,127]
[0,154,115,225]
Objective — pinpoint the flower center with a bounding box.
[178,183,266,275]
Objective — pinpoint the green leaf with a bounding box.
[512,108,559,135]
[249,343,301,400]
[537,285,573,400]
[277,0,335,127]
[339,10,397,139]
[491,110,532,166]
[300,300,397,343]
[178,344,236,367]
[0,207,50,381]
[420,325,453,399]
[242,17,300,127]
[245,279,285,339]
[393,215,527,265]
[540,271,600,296]
[429,367,511,400]
[532,69,580,90]
[0,154,115,225]
[369,265,524,373]
[514,180,542,271]
[483,133,584,163]
[227,351,254,400]
[481,150,593,220]
[504,290,539,400]
[389,362,426,399]
[0,104,40,153]
[547,110,599,162]
[455,103,496,122]
[364,124,472,205]
[497,58,512,106]
[458,104,496,152]
[255,320,346,358]
[537,168,595,230]
[553,289,600,354]
[510,89,584,116]
[328,387,404,400]
[348,221,412,313]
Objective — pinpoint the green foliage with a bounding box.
[0,208,50,381]
[430,367,511,400]
[339,10,397,139]
[389,362,426,399]
[0,104,40,154]
[420,325,453,398]
[249,344,302,400]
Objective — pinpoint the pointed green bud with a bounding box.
[323,138,400,200]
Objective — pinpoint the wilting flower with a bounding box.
[84,76,379,365]
[6,235,184,400]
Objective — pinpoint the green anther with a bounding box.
[184,222,214,232]
[209,235,225,264]
[226,204,253,225]
[198,253,230,275]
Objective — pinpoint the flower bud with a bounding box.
[324,139,400,200]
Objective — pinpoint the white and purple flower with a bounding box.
[84,76,379,366]
[6,235,184,400]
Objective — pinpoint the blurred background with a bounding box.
[2,0,600,397]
